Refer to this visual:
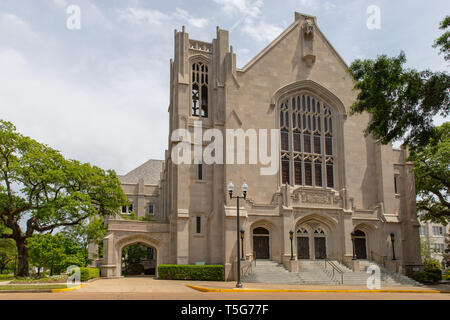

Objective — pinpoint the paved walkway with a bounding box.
[1,278,449,300]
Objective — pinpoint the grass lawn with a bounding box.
[0,284,68,291]
[10,276,68,284]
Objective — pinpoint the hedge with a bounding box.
[80,267,100,281]
[158,265,224,281]
[0,274,14,281]
[410,269,442,284]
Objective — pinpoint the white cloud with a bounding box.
[119,7,209,28]
[0,48,168,174]
[298,0,336,12]
[174,8,209,28]
[0,13,39,41]
[213,0,263,18]
[213,0,282,42]
[121,7,170,26]
[241,19,282,42]
[52,0,68,8]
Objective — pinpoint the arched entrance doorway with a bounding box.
[253,227,270,259]
[354,230,367,259]
[121,243,157,276]
[296,224,328,260]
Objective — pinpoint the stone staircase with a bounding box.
[242,259,422,286]
[296,260,341,285]
[243,260,299,284]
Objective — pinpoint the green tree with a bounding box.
[420,237,433,261]
[409,123,450,223]
[434,15,450,62]
[348,17,450,224]
[0,239,16,274]
[0,120,127,276]
[349,51,449,149]
[443,233,450,269]
[27,233,66,277]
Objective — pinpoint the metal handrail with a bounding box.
[253,251,257,267]
[324,258,344,284]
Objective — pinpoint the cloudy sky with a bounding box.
[0,0,448,175]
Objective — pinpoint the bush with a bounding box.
[423,258,442,271]
[411,270,442,284]
[0,274,14,281]
[80,267,100,281]
[158,265,224,281]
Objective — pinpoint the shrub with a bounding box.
[423,258,442,271]
[158,265,224,281]
[0,274,14,281]
[411,270,442,284]
[80,267,100,281]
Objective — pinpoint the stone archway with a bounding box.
[295,213,338,260]
[116,234,162,277]
[121,243,157,276]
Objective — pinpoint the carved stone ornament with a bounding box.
[302,192,330,204]
[302,19,314,38]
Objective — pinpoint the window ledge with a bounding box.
[193,234,205,238]
[195,180,207,184]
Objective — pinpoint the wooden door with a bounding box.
[253,236,270,259]
[314,237,327,259]
[297,237,310,259]
[355,238,367,259]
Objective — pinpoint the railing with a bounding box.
[324,259,344,284]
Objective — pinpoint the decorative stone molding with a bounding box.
[292,188,341,207]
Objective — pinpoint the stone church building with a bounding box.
[96,12,422,280]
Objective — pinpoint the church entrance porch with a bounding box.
[296,225,328,260]
[121,243,157,276]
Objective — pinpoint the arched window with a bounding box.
[191,62,208,118]
[279,93,335,188]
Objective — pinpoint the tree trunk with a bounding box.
[16,240,29,277]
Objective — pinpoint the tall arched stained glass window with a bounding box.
[191,62,208,117]
[279,93,335,188]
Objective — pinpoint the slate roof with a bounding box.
[118,159,164,185]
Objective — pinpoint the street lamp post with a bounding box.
[240,230,245,261]
[390,233,396,260]
[289,231,294,261]
[228,181,248,288]
[351,232,357,260]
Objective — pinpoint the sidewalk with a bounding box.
[74,277,450,294]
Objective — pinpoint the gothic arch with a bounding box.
[271,80,347,116]
[116,234,161,277]
[295,213,338,233]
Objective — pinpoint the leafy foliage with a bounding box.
[443,234,450,269]
[410,123,450,223]
[349,52,450,149]
[27,233,86,276]
[434,15,450,62]
[0,119,127,276]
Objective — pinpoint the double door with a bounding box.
[297,236,327,260]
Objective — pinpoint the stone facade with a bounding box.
[98,12,423,279]
[419,219,449,268]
